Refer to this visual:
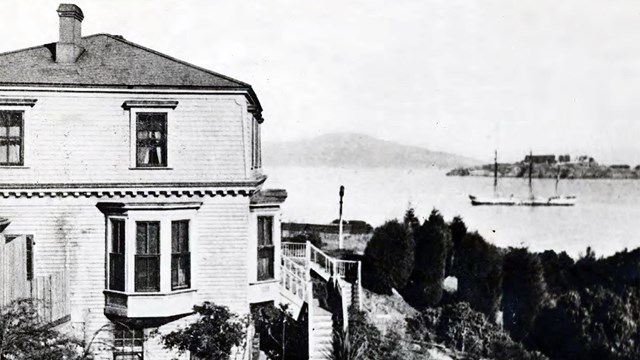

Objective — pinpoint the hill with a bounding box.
[263,133,480,169]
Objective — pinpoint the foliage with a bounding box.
[252,303,307,360]
[538,250,577,295]
[407,302,547,360]
[0,299,89,360]
[329,308,403,360]
[530,286,640,360]
[403,209,452,308]
[284,231,324,248]
[363,219,414,294]
[454,231,503,318]
[502,248,548,343]
[161,302,247,360]
[448,215,468,275]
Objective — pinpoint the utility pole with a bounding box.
[338,185,345,249]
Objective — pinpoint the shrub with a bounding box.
[0,299,89,360]
[252,303,307,360]
[363,219,414,294]
[407,302,547,360]
[403,210,452,308]
[161,302,247,360]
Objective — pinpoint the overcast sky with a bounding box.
[2,0,640,163]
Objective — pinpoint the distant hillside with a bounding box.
[263,133,480,169]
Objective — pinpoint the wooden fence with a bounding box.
[30,272,69,324]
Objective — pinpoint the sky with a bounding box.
[1,0,640,163]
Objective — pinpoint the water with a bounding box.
[265,166,640,258]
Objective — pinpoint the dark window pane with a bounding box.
[109,220,126,291]
[257,217,273,246]
[26,235,34,281]
[135,256,160,292]
[0,111,23,166]
[136,113,167,167]
[171,220,190,290]
[257,247,274,281]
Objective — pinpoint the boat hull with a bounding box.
[469,195,576,207]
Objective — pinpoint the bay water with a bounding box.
[266,166,640,258]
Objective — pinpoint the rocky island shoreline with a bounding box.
[447,156,640,179]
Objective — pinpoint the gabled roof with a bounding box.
[0,33,261,111]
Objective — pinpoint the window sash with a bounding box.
[134,255,160,292]
[136,113,167,167]
[113,326,144,360]
[135,222,160,292]
[26,235,34,281]
[171,221,190,289]
[257,217,273,246]
[257,246,274,281]
[0,111,23,166]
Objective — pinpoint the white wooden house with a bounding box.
[0,4,363,359]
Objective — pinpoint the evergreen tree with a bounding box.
[363,219,414,293]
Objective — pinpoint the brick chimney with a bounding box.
[56,4,84,63]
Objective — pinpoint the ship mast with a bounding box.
[494,150,498,195]
[529,150,533,197]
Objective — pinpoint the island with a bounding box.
[447,154,640,179]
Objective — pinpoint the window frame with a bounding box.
[171,220,191,290]
[126,103,177,170]
[0,110,24,166]
[109,219,126,291]
[134,221,161,293]
[135,112,168,168]
[113,325,144,360]
[257,216,274,281]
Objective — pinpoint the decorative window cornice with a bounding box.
[122,100,179,110]
[0,98,37,107]
[97,201,203,215]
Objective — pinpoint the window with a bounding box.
[136,113,167,167]
[26,235,34,281]
[109,220,126,291]
[257,216,274,281]
[135,222,160,292]
[171,220,190,290]
[113,325,144,360]
[0,111,23,166]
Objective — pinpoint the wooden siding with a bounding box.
[0,91,255,184]
[0,194,253,359]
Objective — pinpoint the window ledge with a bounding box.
[104,288,197,318]
[129,167,174,170]
[251,279,278,286]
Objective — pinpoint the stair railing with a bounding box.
[280,256,307,302]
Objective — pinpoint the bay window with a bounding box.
[109,220,126,291]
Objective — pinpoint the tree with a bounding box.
[455,231,503,318]
[363,219,414,294]
[502,248,548,343]
[0,299,90,360]
[162,302,247,360]
[403,209,452,308]
[449,215,468,275]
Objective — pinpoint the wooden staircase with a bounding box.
[280,241,363,360]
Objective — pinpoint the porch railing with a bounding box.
[281,242,306,258]
[280,256,307,302]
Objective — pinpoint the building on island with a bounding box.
[0,4,361,359]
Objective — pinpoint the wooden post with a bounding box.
[338,185,345,249]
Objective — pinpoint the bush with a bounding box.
[0,299,89,360]
[531,286,640,360]
[407,302,547,360]
[162,302,247,360]
[252,303,307,360]
[403,209,452,308]
[363,219,414,294]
